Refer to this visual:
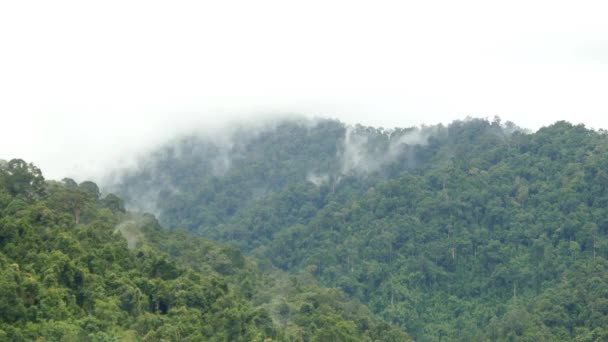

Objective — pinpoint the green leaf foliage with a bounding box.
[0,158,408,341]
[113,118,608,341]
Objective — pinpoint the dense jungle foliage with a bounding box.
[0,159,408,341]
[114,117,608,341]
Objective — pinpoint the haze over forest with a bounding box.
[3,116,608,340]
[2,1,608,180]
[2,1,608,340]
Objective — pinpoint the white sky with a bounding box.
[1,0,607,180]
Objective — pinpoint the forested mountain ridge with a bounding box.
[112,117,608,341]
[0,159,409,341]
[114,117,516,233]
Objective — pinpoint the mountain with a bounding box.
[0,159,408,341]
[112,117,608,341]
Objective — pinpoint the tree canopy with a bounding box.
[0,158,408,341]
[113,118,608,340]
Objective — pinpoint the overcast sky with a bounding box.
[1,1,607,180]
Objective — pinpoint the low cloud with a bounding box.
[338,126,435,175]
[115,219,146,250]
[306,172,330,186]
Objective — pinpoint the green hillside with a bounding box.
[113,117,608,341]
[0,159,408,341]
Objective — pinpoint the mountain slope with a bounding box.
[112,117,608,341]
[0,159,409,341]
